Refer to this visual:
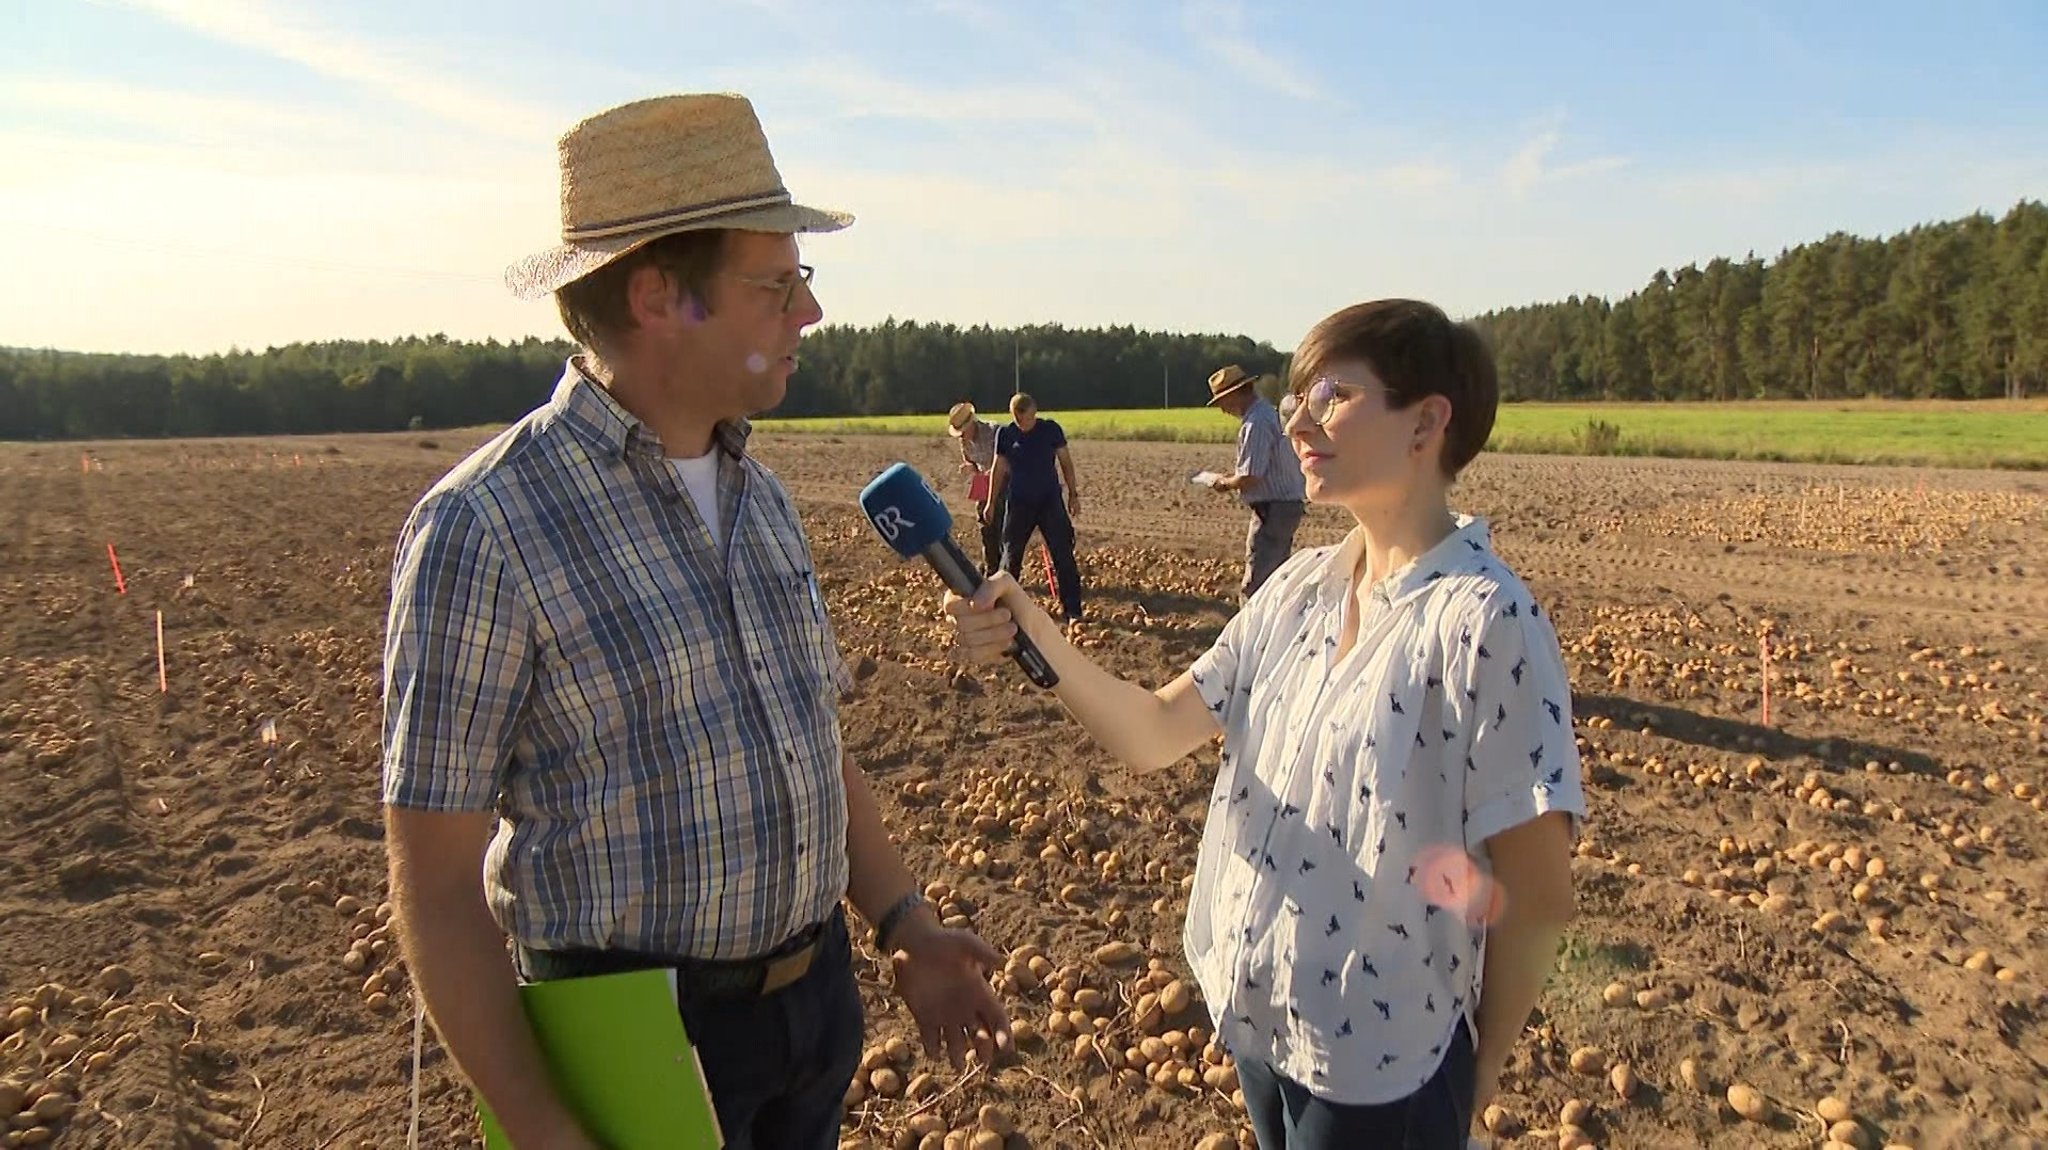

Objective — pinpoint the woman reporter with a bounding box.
[941,300,1582,1150]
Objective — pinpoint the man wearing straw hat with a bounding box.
[945,400,1004,575]
[380,93,1010,1150]
[1201,364,1307,601]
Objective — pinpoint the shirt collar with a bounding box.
[549,356,752,462]
[1315,513,1493,607]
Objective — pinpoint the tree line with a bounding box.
[1470,200,2047,402]
[4,200,2042,441]
[0,327,1283,441]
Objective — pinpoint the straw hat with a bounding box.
[946,402,977,436]
[505,93,853,300]
[1206,364,1258,405]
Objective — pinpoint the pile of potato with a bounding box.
[0,964,161,1146]
[276,879,402,1011]
[1619,484,2039,556]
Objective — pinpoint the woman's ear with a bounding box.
[1416,394,1453,447]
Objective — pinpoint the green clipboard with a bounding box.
[477,967,724,1149]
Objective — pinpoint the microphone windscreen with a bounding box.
[857,462,954,558]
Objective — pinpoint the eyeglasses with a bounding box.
[727,263,815,313]
[1287,376,1376,427]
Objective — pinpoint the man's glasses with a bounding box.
[727,263,815,313]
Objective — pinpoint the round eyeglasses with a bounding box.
[1286,376,1375,427]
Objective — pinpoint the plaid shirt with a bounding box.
[957,419,998,472]
[1233,397,1306,505]
[381,359,854,960]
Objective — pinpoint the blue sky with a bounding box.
[5,0,2047,355]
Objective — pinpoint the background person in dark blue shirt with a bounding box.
[981,392,1084,626]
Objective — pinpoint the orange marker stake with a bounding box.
[1760,630,1772,728]
[107,543,127,595]
[156,611,168,694]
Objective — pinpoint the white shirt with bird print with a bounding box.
[1184,514,1585,1105]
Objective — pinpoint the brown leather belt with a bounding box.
[516,910,838,999]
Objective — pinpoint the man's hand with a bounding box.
[1066,492,1082,519]
[888,911,1012,1070]
[958,461,976,474]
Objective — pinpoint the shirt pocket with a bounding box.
[747,510,842,706]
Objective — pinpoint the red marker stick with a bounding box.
[108,543,127,595]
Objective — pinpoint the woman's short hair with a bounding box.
[1289,299,1499,477]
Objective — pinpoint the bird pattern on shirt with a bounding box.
[1180,516,1587,1105]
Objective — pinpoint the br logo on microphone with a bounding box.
[858,464,951,559]
[869,506,916,543]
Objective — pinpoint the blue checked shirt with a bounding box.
[1233,397,1306,505]
[381,359,853,961]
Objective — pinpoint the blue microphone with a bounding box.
[858,462,1059,688]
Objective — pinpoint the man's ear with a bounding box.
[625,264,686,331]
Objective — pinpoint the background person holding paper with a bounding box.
[381,93,1009,1150]
[1200,364,1307,602]
[940,301,1581,1150]
[945,400,1004,575]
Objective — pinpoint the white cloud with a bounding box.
[1501,128,1559,199]
[1182,0,1328,105]
[110,0,557,142]
[787,62,1102,131]
[1502,125,1629,199]
[0,77,366,145]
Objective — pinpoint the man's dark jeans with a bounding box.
[1000,493,1083,621]
[519,910,864,1150]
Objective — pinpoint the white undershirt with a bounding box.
[667,452,723,548]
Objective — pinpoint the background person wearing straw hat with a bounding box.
[1200,363,1307,601]
[946,400,1004,575]
[380,93,1010,1150]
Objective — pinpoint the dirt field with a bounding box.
[1,429,2043,1150]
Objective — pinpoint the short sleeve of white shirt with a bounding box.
[1457,593,1586,850]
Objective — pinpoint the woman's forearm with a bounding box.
[1472,909,1566,1083]
[1004,591,1216,773]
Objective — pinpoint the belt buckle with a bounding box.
[759,941,814,994]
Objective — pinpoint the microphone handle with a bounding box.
[921,536,1060,689]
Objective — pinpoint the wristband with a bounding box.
[873,890,927,953]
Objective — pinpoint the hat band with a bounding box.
[564,189,794,241]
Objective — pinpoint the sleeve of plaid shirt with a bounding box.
[382,490,535,811]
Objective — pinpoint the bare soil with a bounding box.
[1,431,2042,1149]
